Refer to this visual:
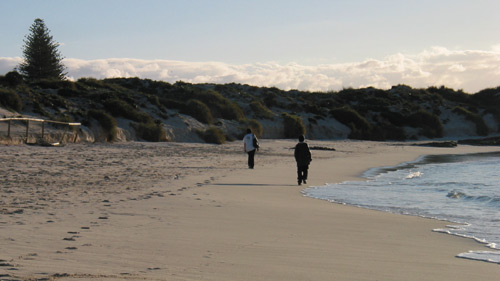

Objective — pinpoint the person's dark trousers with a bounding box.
[297,165,309,184]
[247,149,256,169]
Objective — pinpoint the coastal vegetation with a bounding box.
[19,18,66,82]
[282,112,306,138]
[246,119,263,138]
[87,109,117,142]
[198,126,226,144]
[1,72,500,143]
[2,18,500,144]
[0,88,23,112]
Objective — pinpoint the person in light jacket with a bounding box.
[243,128,259,169]
[294,135,312,185]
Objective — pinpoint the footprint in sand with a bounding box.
[0,261,14,267]
[21,253,38,261]
[0,260,18,273]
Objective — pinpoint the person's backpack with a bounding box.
[253,134,260,149]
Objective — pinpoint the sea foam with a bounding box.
[304,152,500,265]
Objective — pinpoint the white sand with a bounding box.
[1,140,500,280]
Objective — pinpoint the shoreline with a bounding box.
[2,140,500,280]
[199,140,500,281]
[302,149,500,266]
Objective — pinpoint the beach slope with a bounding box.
[1,140,500,280]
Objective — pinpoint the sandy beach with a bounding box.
[2,140,500,280]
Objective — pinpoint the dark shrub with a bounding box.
[375,124,407,141]
[0,88,23,111]
[77,77,106,89]
[249,100,274,119]
[34,78,76,90]
[200,127,226,144]
[88,109,118,142]
[287,102,302,112]
[381,111,406,126]
[147,95,161,108]
[308,117,317,125]
[303,102,324,115]
[4,71,24,87]
[428,86,469,104]
[159,98,185,110]
[132,122,166,142]
[282,112,306,138]
[473,87,500,107]
[32,100,50,117]
[53,114,73,123]
[44,93,68,109]
[201,90,245,121]
[331,106,371,130]
[184,99,213,124]
[407,109,443,138]
[103,98,153,123]
[103,98,133,116]
[452,106,489,136]
[247,119,263,138]
[263,91,278,108]
[58,88,82,97]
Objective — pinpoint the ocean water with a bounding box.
[304,151,500,265]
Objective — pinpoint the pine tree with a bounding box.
[18,18,66,81]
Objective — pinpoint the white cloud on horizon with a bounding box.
[2,46,500,93]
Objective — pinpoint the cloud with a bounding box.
[2,46,500,93]
[0,57,22,74]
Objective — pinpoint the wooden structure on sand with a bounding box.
[0,117,81,145]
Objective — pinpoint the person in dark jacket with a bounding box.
[294,135,312,185]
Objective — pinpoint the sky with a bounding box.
[1,0,500,93]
